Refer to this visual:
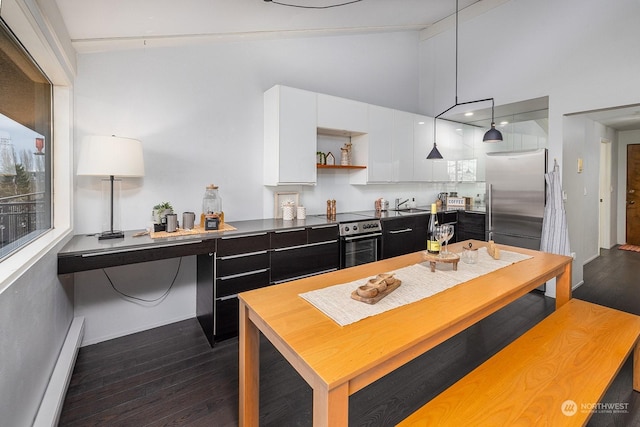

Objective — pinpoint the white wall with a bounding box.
[0,241,74,427]
[73,31,425,344]
[419,0,640,291]
[0,0,76,424]
[562,116,617,286]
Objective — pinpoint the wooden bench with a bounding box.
[398,299,640,426]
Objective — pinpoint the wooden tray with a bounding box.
[423,252,460,272]
[150,223,237,239]
[351,279,402,304]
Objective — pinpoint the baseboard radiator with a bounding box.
[33,316,85,427]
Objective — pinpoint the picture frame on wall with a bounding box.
[274,191,299,219]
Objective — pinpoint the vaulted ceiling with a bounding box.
[53,0,640,131]
[54,0,481,43]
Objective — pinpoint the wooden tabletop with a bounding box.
[238,240,573,426]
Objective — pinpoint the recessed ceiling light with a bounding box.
[418,121,425,125]
[464,112,474,117]
[500,121,509,126]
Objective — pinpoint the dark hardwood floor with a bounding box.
[60,247,640,426]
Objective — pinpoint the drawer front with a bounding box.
[216,250,269,277]
[438,211,458,224]
[307,224,339,243]
[216,269,270,298]
[217,232,270,257]
[271,228,307,248]
[460,211,486,229]
[382,216,415,231]
[271,241,339,284]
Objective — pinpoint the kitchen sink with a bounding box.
[390,208,427,213]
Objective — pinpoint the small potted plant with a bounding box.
[152,202,173,231]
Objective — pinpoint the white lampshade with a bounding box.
[77,135,145,177]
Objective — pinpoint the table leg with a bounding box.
[239,300,260,427]
[555,262,572,309]
[634,339,640,392]
[313,381,349,427]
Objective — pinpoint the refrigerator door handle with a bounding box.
[487,184,493,233]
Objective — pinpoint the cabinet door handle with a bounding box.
[217,294,238,301]
[220,232,266,240]
[273,240,336,252]
[271,268,337,284]
[218,268,269,280]
[274,228,306,233]
[310,224,337,230]
[389,228,413,234]
[81,239,202,257]
[217,250,268,260]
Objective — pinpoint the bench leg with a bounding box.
[634,339,640,392]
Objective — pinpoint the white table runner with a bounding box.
[299,248,532,326]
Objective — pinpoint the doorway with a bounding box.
[627,144,640,245]
[599,138,612,249]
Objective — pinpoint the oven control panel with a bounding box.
[339,220,382,237]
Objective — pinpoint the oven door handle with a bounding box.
[343,232,382,241]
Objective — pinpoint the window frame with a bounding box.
[0,0,74,290]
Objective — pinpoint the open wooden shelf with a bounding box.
[317,164,366,170]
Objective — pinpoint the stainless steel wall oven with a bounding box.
[338,215,382,268]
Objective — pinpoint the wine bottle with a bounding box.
[427,203,440,254]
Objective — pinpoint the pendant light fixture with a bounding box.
[428,0,502,160]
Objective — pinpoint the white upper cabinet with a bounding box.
[351,105,393,184]
[317,93,368,133]
[392,110,414,182]
[413,115,434,182]
[264,84,490,185]
[263,85,317,186]
[351,108,419,184]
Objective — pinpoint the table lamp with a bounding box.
[77,135,144,240]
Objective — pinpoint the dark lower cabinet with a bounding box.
[271,240,340,284]
[436,211,458,244]
[196,225,339,346]
[270,224,339,283]
[457,210,486,241]
[381,215,428,259]
[196,232,270,347]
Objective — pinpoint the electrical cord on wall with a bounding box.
[102,257,183,303]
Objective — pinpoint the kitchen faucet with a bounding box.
[395,198,410,210]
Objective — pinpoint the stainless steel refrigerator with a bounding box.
[486,149,547,250]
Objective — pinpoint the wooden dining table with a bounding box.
[238,240,573,426]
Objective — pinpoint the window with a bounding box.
[0,19,52,261]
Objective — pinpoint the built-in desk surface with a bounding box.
[57,217,337,274]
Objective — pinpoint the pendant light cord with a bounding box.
[455,0,459,105]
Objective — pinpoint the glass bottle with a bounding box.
[427,203,440,254]
[201,184,224,229]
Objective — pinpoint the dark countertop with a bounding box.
[58,208,487,274]
[59,216,339,257]
[59,207,486,258]
[351,205,486,220]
